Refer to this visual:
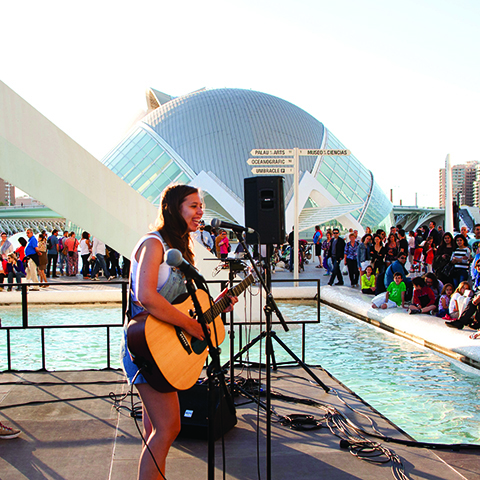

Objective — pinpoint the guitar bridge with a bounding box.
[175,327,192,354]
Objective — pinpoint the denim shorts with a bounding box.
[120,328,148,385]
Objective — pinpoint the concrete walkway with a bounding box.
[1,368,478,480]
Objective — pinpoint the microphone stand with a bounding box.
[225,230,329,480]
[183,276,235,480]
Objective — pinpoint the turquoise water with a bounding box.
[1,302,479,444]
[0,305,123,371]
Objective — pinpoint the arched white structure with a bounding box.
[0,80,157,257]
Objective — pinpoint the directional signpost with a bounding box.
[247,146,351,480]
[248,147,351,283]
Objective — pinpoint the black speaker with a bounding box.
[178,382,237,440]
[244,176,285,244]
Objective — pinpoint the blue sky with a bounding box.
[2,0,479,207]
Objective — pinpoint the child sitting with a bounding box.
[436,283,453,318]
[372,272,406,309]
[361,265,376,294]
[446,280,470,320]
[408,276,436,314]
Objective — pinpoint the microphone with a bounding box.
[165,249,205,284]
[211,218,255,234]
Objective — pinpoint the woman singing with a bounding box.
[121,184,236,479]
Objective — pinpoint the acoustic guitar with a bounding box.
[127,274,255,392]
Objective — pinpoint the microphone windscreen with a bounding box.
[165,248,183,268]
[211,218,221,228]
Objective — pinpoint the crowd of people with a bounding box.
[0,229,128,291]
[309,221,480,332]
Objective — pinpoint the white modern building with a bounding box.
[102,88,393,234]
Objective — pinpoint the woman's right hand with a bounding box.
[184,318,207,341]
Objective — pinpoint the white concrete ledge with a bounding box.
[320,285,480,369]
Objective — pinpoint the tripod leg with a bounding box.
[222,330,268,370]
[270,331,330,393]
[266,334,278,371]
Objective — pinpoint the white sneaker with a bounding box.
[0,422,21,439]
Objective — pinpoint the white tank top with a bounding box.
[130,232,171,305]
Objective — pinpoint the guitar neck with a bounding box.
[205,275,254,322]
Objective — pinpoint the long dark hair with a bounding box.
[153,184,199,264]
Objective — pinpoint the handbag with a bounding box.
[441,262,454,278]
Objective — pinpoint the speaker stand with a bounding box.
[224,235,329,480]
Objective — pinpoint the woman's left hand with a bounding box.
[215,287,238,313]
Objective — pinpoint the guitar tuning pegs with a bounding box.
[188,309,195,317]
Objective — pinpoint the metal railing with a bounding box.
[0,278,320,372]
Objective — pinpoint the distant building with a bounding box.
[0,177,15,206]
[439,161,480,207]
[14,196,41,206]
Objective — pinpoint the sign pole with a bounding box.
[293,148,299,283]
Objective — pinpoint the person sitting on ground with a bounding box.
[446,271,480,330]
[371,272,406,309]
[384,253,412,299]
[437,283,454,318]
[423,272,444,304]
[6,252,26,291]
[446,280,470,321]
[408,276,436,315]
[361,264,376,294]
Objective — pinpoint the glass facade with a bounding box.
[315,130,392,230]
[102,126,193,205]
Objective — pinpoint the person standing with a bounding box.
[428,221,441,247]
[287,227,294,272]
[58,231,70,276]
[120,184,237,479]
[90,236,113,280]
[65,232,79,277]
[469,224,480,255]
[344,232,359,287]
[192,220,214,252]
[0,232,13,260]
[313,225,323,268]
[79,232,92,279]
[37,232,49,287]
[327,228,346,286]
[321,230,333,276]
[46,229,59,278]
[218,230,230,259]
[451,234,471,288]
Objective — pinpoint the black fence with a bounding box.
[0,278,320,372]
